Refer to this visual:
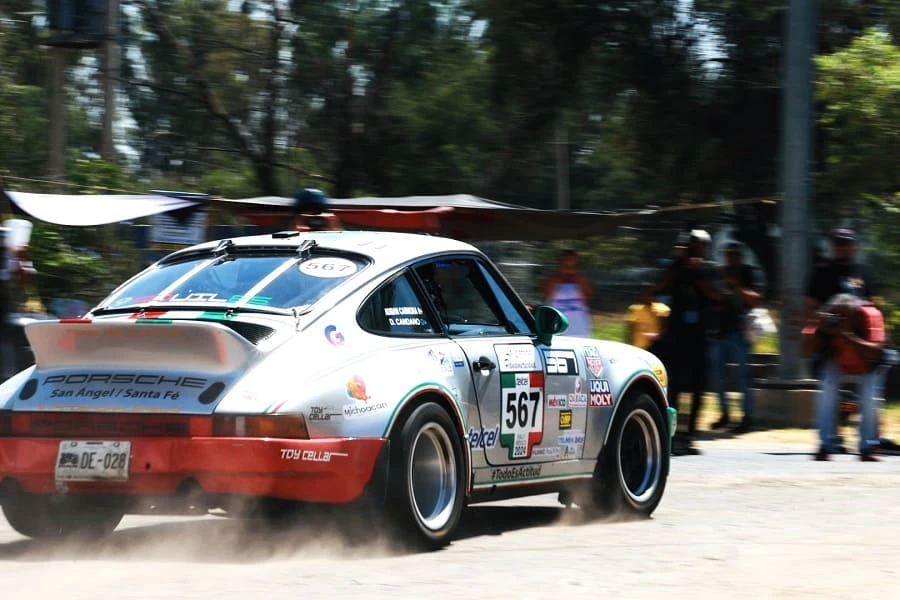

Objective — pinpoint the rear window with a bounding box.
[103,253,368,310]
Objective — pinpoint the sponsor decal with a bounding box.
[43,374,207,388]
[495,344,539,372]
[589,379,613,407]
[468,425,500,450]
[299,257,358,278]
[543,349,579,375]
[558,409,573,430]
[490,465,542,481]
[547,394,567,409]
[500,372,544,459]
[453,360,465,368]
[307,406,342,422]
[562,444,581,458]
[280,449,349,463]
[385,305,426,327]
[583,346,604,378]
[40,374,212,402]
[567,393,588,408]
[324,325,345,346]
[558,431,585,445]
[342,401,389,419]
[427,349,455,376]
[346,375,370,401]
[653,366,668,386]
[531,446,562,459]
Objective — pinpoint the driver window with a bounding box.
[358,273,436,336]
[415,258,522,337]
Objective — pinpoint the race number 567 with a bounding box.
[505,390,540,429]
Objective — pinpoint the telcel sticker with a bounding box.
[299,257,358,278]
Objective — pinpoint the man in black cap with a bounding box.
[805,228,882,461]
[648,229,720,455]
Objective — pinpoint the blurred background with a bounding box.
[0,0,898,343]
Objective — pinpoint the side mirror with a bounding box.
[534,305,569,346]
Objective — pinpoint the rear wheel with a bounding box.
[591,392,669,517]
[2,495,124,540]
[385,402,465,550]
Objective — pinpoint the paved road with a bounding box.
[0,446,898,599]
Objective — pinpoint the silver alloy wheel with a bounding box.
[617,407,663,505]
[407,422,458,532]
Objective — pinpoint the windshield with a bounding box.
[101,252,368,311]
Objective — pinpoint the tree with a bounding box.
[816,28,899,213]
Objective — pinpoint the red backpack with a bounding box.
[833,304,886,374]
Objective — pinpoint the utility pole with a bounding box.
[48,47,67,190]
[778,0,815,380]
[101,0,119,160]
[555,113,570,210]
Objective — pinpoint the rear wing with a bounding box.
[24,319,259,373]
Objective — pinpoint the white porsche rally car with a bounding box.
[0,230,675,548]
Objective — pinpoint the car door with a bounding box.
[412,256,588,467]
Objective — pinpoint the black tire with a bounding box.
[591,392,669,517]
[385,402,466,550]
[2,495,124,540]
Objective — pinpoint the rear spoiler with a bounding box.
[24,319,259,373]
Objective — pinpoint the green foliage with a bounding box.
[24,159,144,307]
[878,300,900,347]
[592,314,627,343]
[67,158,130,193]
[816,29,900,215]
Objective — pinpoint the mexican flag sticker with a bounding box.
[499,372,545,459]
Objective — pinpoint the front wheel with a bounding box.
[591,392,669,517]
[2,495,124,540]
[385,402,466,550]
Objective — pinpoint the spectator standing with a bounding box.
[0,226,12,380]
[543,249,593,337]
[710,242,763,433]
[649,229,720,455]
[804,228,881,461]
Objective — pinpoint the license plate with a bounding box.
[55,441,131,482]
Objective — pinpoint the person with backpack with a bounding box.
[804,228,883,461]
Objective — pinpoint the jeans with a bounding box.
[711,330,752,418]
[818,360,878,452]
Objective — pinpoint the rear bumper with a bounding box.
[0,436,388,505]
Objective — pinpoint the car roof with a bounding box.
[165,230,481,267]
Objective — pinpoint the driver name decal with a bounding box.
[499,372,544,459]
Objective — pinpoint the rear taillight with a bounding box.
[212,414,309,439]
